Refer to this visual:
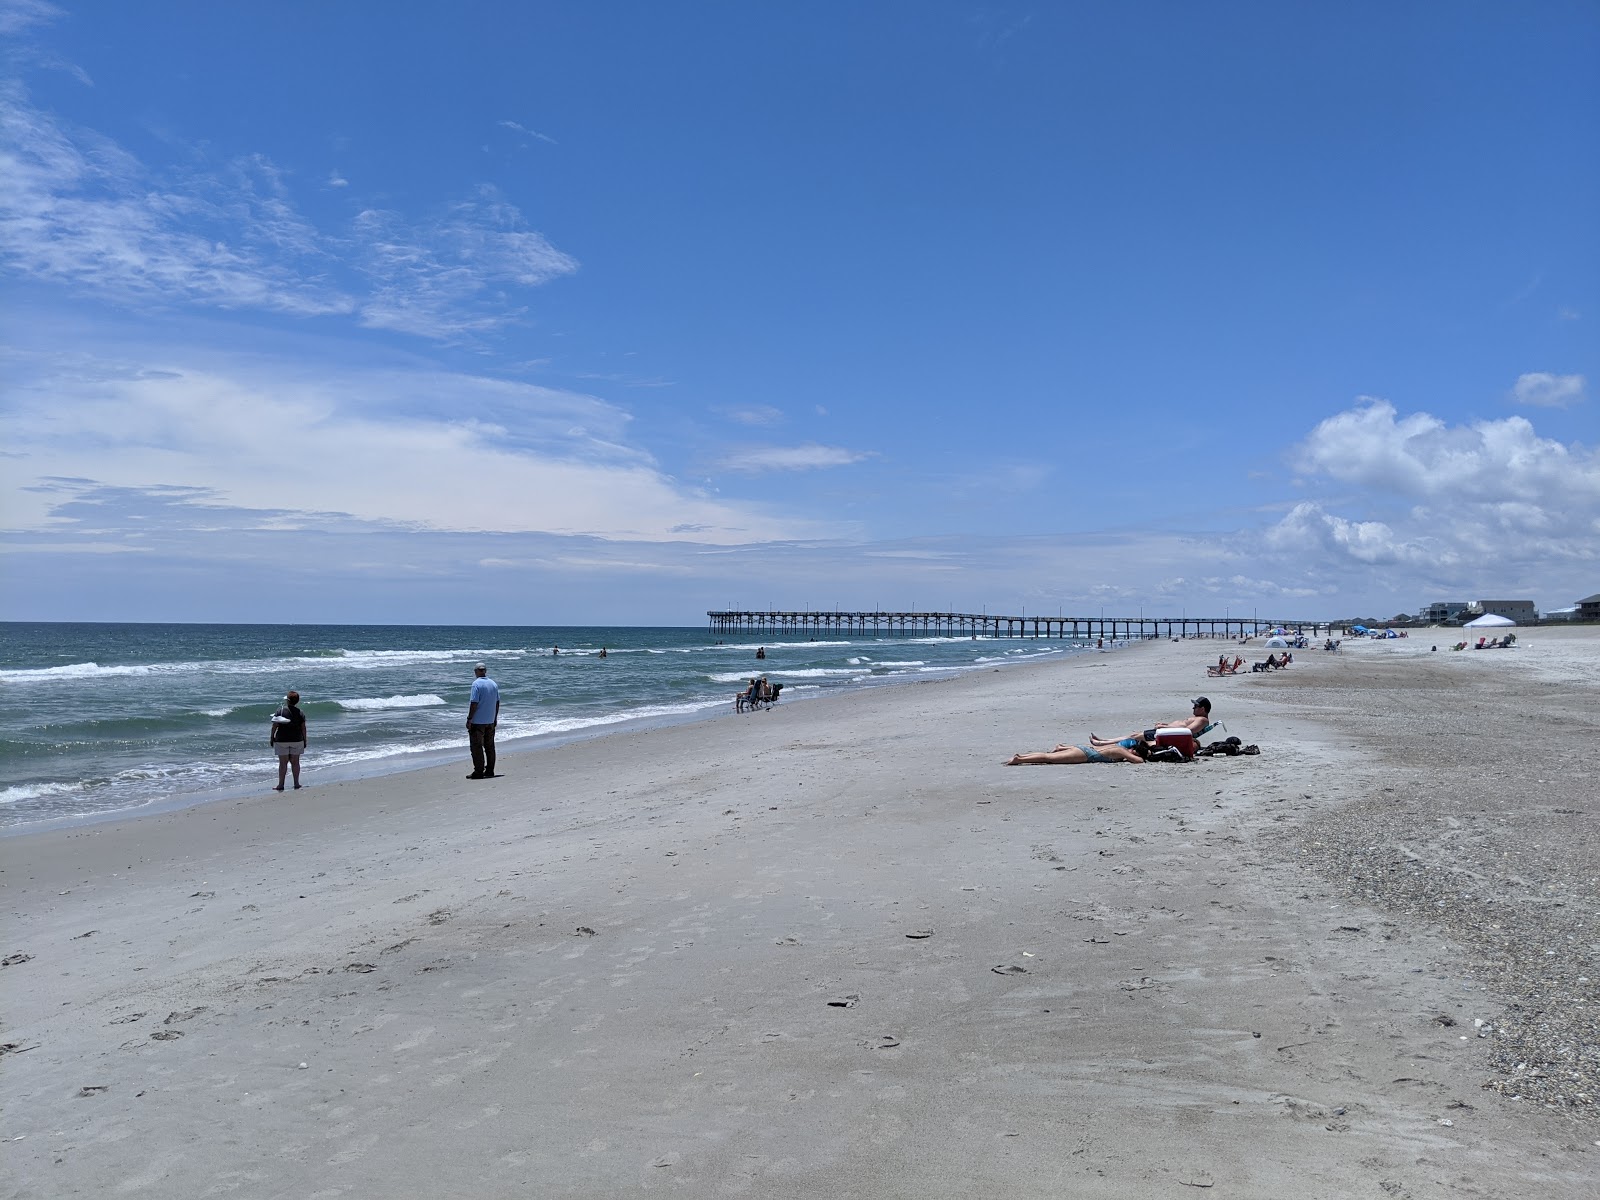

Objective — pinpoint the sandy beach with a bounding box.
[4,629,1597,1198]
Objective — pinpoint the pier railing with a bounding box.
[706,611,1335,640]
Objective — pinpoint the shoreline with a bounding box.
[5,629,1595,1197]
[0,637,1131,839]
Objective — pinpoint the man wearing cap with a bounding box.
[1087,697,1213,749]
[466,662,501,779]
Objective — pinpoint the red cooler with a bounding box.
[1153,727,1197,757]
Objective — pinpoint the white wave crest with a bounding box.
[0,661,152,681]
[338,693,448,711]
[0,781,77,806]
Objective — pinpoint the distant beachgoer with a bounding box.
[598,647,608,658]
[270,690,307,791]
[1007,739,1150,766]
[552,645,559,656]
[466,662,500,779]
[736,677,758,712]
[756,646,766,660]
[1089,697,1212,748]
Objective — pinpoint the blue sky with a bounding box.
[2,0,1596,625]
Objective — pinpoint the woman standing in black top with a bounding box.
[270,690,307,791]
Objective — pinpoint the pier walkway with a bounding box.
[707,611,1336,640]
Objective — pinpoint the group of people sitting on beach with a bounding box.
[735,676,782,712]
[1452,634,1516,651]
[1207,650,1291,676]
[1006,697,1215,766]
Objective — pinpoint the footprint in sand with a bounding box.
[393,1026,434,1051]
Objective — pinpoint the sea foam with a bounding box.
[339,694,448,711]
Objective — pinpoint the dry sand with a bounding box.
[3,629,1597,1198]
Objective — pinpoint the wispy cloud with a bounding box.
[1509,371,1585,409]
[498,119,557,145]
[720,443,875,472]
[0,83,354,317]
[0,85,577,338]
[0,0,60,37]
[0,338,839,545]
[353,187,578,338]
[726,405,784,426]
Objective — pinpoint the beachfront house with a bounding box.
[1577,594,1600,623]
[1420,601,1469,624]
[1469,599,1538,623]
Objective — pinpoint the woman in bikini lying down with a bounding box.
[1006,738,1151,766]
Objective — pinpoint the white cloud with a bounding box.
[726,406,784,426]
[1270,399,1600,590]
[0,86,575,338]
[0,342,838,545]
[1509,372,1585,409]
[0,83,354,317]
[498,119,557,145]
[0,0,60,37]
[720,443,875,472]
[1292,399,1598,506]
[353,188,577,338]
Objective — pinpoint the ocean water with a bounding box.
[0,622,1094,830]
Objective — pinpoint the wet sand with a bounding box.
[4,629,1597,1198]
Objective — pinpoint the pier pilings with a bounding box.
[706,611,1334,640]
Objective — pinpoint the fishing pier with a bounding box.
[707,610,1335,640]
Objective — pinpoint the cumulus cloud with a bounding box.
[1292,399,1598,507]
[1509,372,1585,409]
[720,443,875,472]
[1271,399,1600,592]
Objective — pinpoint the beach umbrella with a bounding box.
[1351,625,1369,635]
[1464,613,1515,628]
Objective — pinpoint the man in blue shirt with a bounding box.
[466,662,501,779]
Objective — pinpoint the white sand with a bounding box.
[3,631,1596,1197]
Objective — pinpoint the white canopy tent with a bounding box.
[1464,613,1516,628]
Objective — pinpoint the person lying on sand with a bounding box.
[1007,739,1151,766]
[1086,697,1211,749]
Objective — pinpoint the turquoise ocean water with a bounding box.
[0,623,1093,830]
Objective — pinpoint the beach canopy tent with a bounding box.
[1265,636,1289,648]
[1350,625,1370,635]
[1465,613,1516,628]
